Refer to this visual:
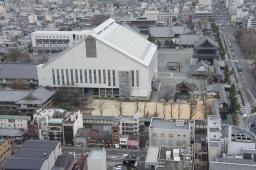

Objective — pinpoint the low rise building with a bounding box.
[0,115,31,131]
[0,64,38,88]
[31,30,91,54]
[0,140,11,170]
[87,149,107,170]
[0,128,25,144]
[4,140,62,170]
[149,118,191,148]
[0,87,55,115]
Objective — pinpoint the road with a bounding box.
[213,0,256,107]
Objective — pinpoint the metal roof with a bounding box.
[4,157,46,170]
[0,115,31,120]
[22,140,60,150]
[0,63,37,80]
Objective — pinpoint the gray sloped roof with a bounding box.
[176,34,200,45]
[15,148,52,159]
[194,36,219,48]
[4,157,45,170]
[16,87,55,105]
[149,26,175,38]
[171,25,191,35]
[0,63,38,80]
[0,90,31,102]
[190,60,209,74]
[22,140,59,150]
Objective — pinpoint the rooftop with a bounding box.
[145,147,159,164]
[0,63,37,80]
[0,115,31,120]
[88,149,106,160]
[0,128,25,137]
[150,118,190,130]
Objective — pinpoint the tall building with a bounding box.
[37,18,158,98]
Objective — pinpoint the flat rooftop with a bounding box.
[150,118,190,130]
[88,149,106,160]
[145,147,159,164]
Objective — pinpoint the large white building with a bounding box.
[31,30,91,54]
[37,18,158,98]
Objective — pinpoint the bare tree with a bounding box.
[6,48,21,62]
[154,103,158,117]
[178,100,181,119]
[159,85,175,102]
[11,80,28,89]
[116,99,123,116]
[169,100,174,118]
[189,96,198,120]
[99,99,105,116]
[143,102,147,117]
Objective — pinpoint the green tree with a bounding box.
[164,39,170,48]
[155,40,161,48]
[224,65,230,83]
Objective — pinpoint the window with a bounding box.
[112,70,115,86]
[103,70,106,84]
[86,36,97,58]
[98,70,101,84]
[52,69,56,85]
[161,133,165,137]
[169,134,173,138]
[89,70,92,83]
[131,70,134,87]
[75,69,78,83]
[70,69,74,85]
[56,69,60,85]
[80,69,83,83]
[93,69,97,83]
[136,70,139,87]
[108,70,111,86]
[84,69,87,83]
[66,69,69,85]
[61,69,65,85]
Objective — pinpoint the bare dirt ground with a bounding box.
[88,99,212,120]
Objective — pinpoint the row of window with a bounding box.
[35,34,86,40]
[152,133,187,138]
[52,68,116,86]
[52,69,140,87]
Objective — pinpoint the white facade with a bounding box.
[31,30,91,54]
[87,149,107,170]
[242,16,256,30]
[70,110,83,137]
[0,115,30,131]
[37,18,158,98]
[119,114,139,135]
[149,119,191,148]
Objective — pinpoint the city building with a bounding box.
[0,64,38,88]
[4,140,62,170]
[242,15,256,30]
[0,128,25,144]
[0,140,11,170]
[0,115,31,131]
[52,155,74,170]
[145,146,193,170]
[62,110,83,145]
[37,18,158,99]
[119,114,139,136]
[149,118,191,148]
[87,149,107,170]
[31,30,91,54]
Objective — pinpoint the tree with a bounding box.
[229,84,240,112]
[189,96,198,120]
[159,85,175,102]
[154,103,158,117]
[164,39,170,48]
[6,48,21,62]
[155,40,161,48]
[143,102,147,117]
[99,99,105,116]
[224,65,230,83]
[116,99,123,116]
